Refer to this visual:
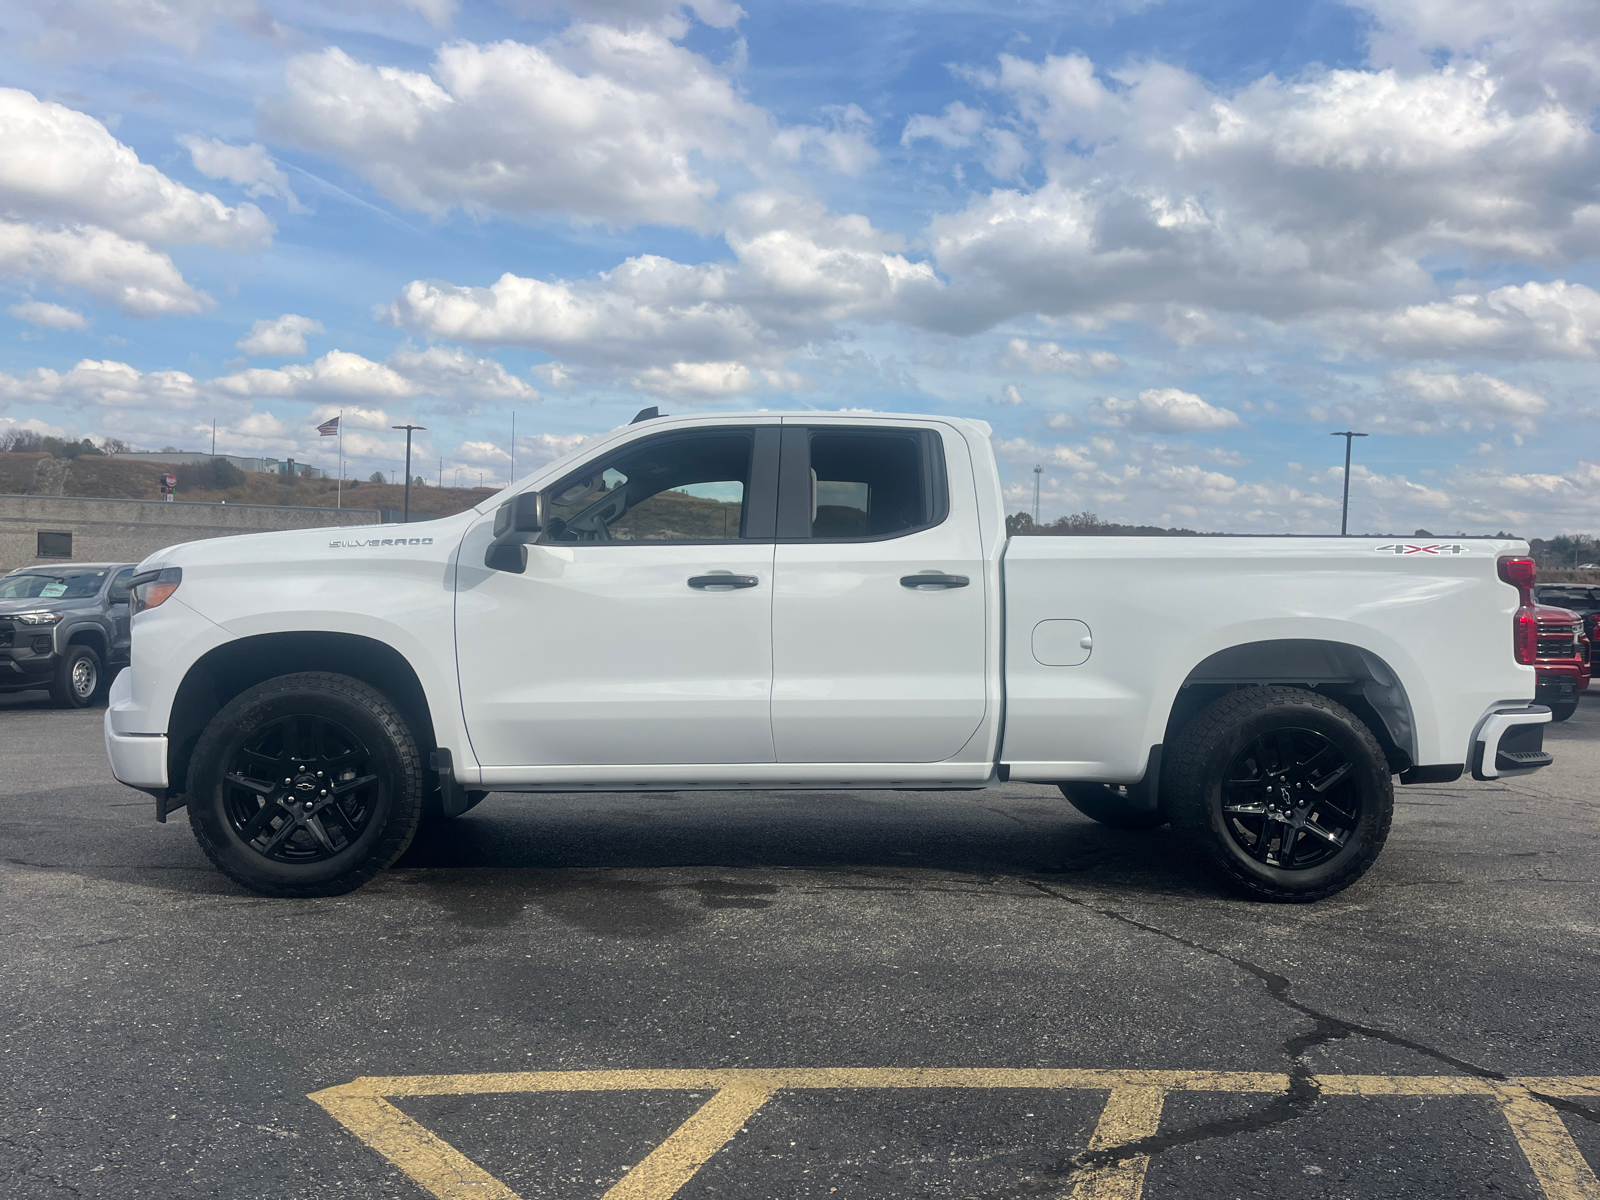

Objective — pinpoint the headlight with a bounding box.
[14,611,62,625]
[131,567,183,614]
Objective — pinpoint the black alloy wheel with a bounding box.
[1217,728,1360,870]
[187,672,423,897]
[222,714,379,863]
[1165,686,1393,902]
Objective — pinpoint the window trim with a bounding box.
[775,425,950,544]
[534,426,780,547]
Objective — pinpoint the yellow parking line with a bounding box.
[310,1068,1600,1200]
[1071,1086,1168,1200]
[602,1082,774,1200]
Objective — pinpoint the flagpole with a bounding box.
[337,412,343,510]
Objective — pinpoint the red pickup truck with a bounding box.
[1525,590,1591,721]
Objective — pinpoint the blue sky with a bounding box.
[1,0,1597,533]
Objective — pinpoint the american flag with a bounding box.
[316,416,340,436]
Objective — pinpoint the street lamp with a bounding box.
[391,424,426,523]
[1330,431,1368,536]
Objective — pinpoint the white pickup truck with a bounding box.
[105,410,1553,901]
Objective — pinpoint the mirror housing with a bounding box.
[485,491,545,573]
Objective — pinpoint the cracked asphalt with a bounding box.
[2,687,1597,1199]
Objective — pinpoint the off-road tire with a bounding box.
[187,672,424,897]
[1060,783,1168,829]
[49,643,102,709]
[1165,686,1393,902]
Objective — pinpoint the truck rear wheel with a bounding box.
[1059,783,1168,829]
[186,672,424,897]
[1164,686,1393,902]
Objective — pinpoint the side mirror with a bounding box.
[485,492,544,573]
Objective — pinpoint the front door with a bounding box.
[456,425,780,769]
[770,423,990,763]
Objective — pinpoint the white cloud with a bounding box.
[11,0,289,58]
[1341,281,1600,359]
[265,25,839,230]
[384,191,939,388]
[238,313,324,357]
[993,436,1098,470]
[901,101,985,149]
[181,137,306,213]
[998,338,1121,375]
[991,383,1025,407]
[8,300,88,331]
[0,221,206,316]
[215,347,538,407]
[0,358,201,409]
[1089,388,1242,432]
[1,90,271,250]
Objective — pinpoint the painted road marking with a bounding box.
[309,1068,1600,1200]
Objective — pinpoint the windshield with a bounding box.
[0,570,109,600]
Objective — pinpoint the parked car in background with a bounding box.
[1535,583,1600,648]
[1524,599,1588,721]
[0,563,136,707]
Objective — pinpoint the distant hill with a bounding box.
[0,452,499,517]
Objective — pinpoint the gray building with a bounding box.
[0,495,381,573]
[114,451,325,478]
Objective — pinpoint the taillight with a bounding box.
[1514,606,1538,665]
[1498,556,1536,599]
[130,567,182,614]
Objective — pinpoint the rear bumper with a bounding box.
[1471,705,1553,781]
[104,709,168,790]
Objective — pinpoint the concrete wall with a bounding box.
[0,494,381,572]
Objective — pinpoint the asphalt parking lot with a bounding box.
[2,688,1597,1200]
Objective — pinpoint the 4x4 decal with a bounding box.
[1374,543,1469,555]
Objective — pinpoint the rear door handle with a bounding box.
[688,574,760,589]
[900,573,970,589]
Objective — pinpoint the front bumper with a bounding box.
[1470,705,1553,781]
[0,642,59,691]
[104,708,168,790]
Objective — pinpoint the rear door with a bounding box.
[769,422,989,763]
[456,424,781,768]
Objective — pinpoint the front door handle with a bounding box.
[900,573,970,589]
[688,574,760,589]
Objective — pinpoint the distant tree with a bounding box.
[413,475,425,487]
[369,471,386,484]
[159,445,179,452]
[1006,512,1036,536]
[61,438,103,458]
[1547,534,1596,567]
[348,478,361,488]
[100,437,132,455]
[1413,529,1434,538]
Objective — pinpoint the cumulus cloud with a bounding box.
[265,25,852,230]
[998,338,1121,375]
[11,0,289,58]
[901,101,985,148]
[1359,369,1550,435]
[1089,388,1242,433]
[1340,280,1600,359]
[8,300,88,331]
[916,47,1600,332]
[384,191,939,392]
[215,347,538,405]
[0,89,271,317]
[238,313,323,357]
[181,137,306,213]
[0,358,201,409]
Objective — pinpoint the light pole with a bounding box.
[392,424,426,523]
[1330,431,1368,536]
[1032,465,1042,525]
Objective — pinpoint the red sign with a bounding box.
[163,474,177,487]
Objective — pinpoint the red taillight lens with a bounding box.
[1514,606,1538,665]
[1498,556,1536,594]
[130,567,182,614]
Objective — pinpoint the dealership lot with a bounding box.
[2,689,1597,1199]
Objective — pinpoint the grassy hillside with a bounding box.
[0,452,499,517]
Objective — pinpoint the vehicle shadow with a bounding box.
[391,787,1211,896]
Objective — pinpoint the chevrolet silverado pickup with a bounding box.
[104,411,1553,901]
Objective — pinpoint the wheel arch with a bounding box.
[166,632,438,796]
[65,624,107,659]
[1165,639,1417,773]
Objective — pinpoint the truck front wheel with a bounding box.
[186,672,424,897]
[49,643,102,709]
[1164,686,1393,902]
